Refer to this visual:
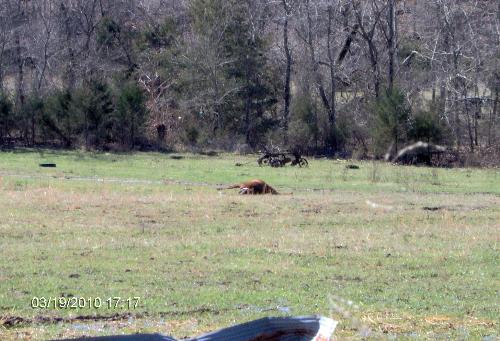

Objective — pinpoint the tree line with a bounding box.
[0,0,498,160]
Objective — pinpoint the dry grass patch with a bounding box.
[0,151,498,340]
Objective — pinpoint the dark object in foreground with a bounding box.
[422,206,445,211]
[51,315,337,341]
[218,179,278,194]
[257,152,308,168]
[345,164,360,169]
[39,163,56,167]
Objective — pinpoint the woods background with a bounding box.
[0,0,498,163]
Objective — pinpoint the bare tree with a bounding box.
[31,0,56,94]
[352,0,385,98]
[281,0,292,143]
[378,0,397,91]
[0,4,10,92]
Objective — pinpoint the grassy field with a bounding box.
[0,149,498,340]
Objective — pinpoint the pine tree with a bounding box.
[0,92,13,145]
[372,87,411,155]
[223,1,278,147]
[115,81,147,148]
[42,89,76,147]
[74,79,115,149]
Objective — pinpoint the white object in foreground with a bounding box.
[191,315,338,341]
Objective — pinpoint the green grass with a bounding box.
[0,149,498,340]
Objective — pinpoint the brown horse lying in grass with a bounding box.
[218,179,279,195]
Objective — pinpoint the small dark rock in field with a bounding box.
[345,164,360,169]
[125,269,132,272]
[235,163,243,166]
[422,206,444,211]
[68,273,80,278]
[200,150,218,156]
[39,163,56,167]
[170,155,184,160]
